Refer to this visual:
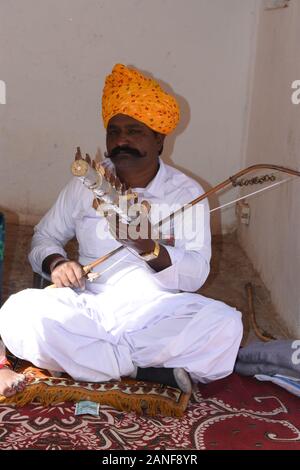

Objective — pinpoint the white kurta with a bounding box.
[0,159,243,383]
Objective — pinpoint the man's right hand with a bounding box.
[51,260,85,289]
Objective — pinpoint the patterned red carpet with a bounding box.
[0,373,300,450]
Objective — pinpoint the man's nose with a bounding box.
[115,131,130,147]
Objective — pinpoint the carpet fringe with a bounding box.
[0,383,189,417]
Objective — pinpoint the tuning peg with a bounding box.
[109,173,116,188]
[105,169,115,188]
[92,198,100,210]
[104,167,111,181]
[121,182,127,193]
[75,146,82,160]
[114,176,122,192]
[97,164,106,176]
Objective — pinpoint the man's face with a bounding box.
[106,114,164,170]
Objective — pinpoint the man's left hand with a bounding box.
[107,200,156,254]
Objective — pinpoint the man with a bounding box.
[0,64,243,397]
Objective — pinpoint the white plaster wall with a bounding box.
[239,0,300,336]
[0,0,259,231]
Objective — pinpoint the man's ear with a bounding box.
[155,133,165,155]
[156,133,165,146]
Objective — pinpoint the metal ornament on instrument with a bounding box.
[71,150,138,224]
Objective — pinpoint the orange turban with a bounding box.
[102,64,180,135]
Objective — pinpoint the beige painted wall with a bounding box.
[239,0,300,336]
[0,0,259,231]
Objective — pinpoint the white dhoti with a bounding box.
[0,264,242,384]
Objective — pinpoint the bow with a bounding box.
[81,162,300,279]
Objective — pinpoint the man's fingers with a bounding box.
[72,263,85,289]
[106,213,118,237]
[117,223,128,240]
[109,226,127,241]
[52,271,69,288]
[106,201,152,244]
[51,274,64,288]
[107,213,128,240]
[141,200,151,214]
[51,261,84,288]
[65,270,80,288]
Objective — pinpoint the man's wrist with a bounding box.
[42,254,68,274]
[132,239,155,255]
[138,241,160,262]
[49,256,68,273]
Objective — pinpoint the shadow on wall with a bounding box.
[126,64,222,234]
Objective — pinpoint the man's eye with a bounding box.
[107,129,118,136]
[128,129,142,135]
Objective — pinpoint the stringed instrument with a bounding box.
[51,147,299,286]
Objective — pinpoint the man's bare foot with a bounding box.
[0,368,27,397]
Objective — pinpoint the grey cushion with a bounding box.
[234,340,300,378]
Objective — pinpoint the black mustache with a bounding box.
[107,146,145,159]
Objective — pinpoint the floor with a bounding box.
[2,223,290,344]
